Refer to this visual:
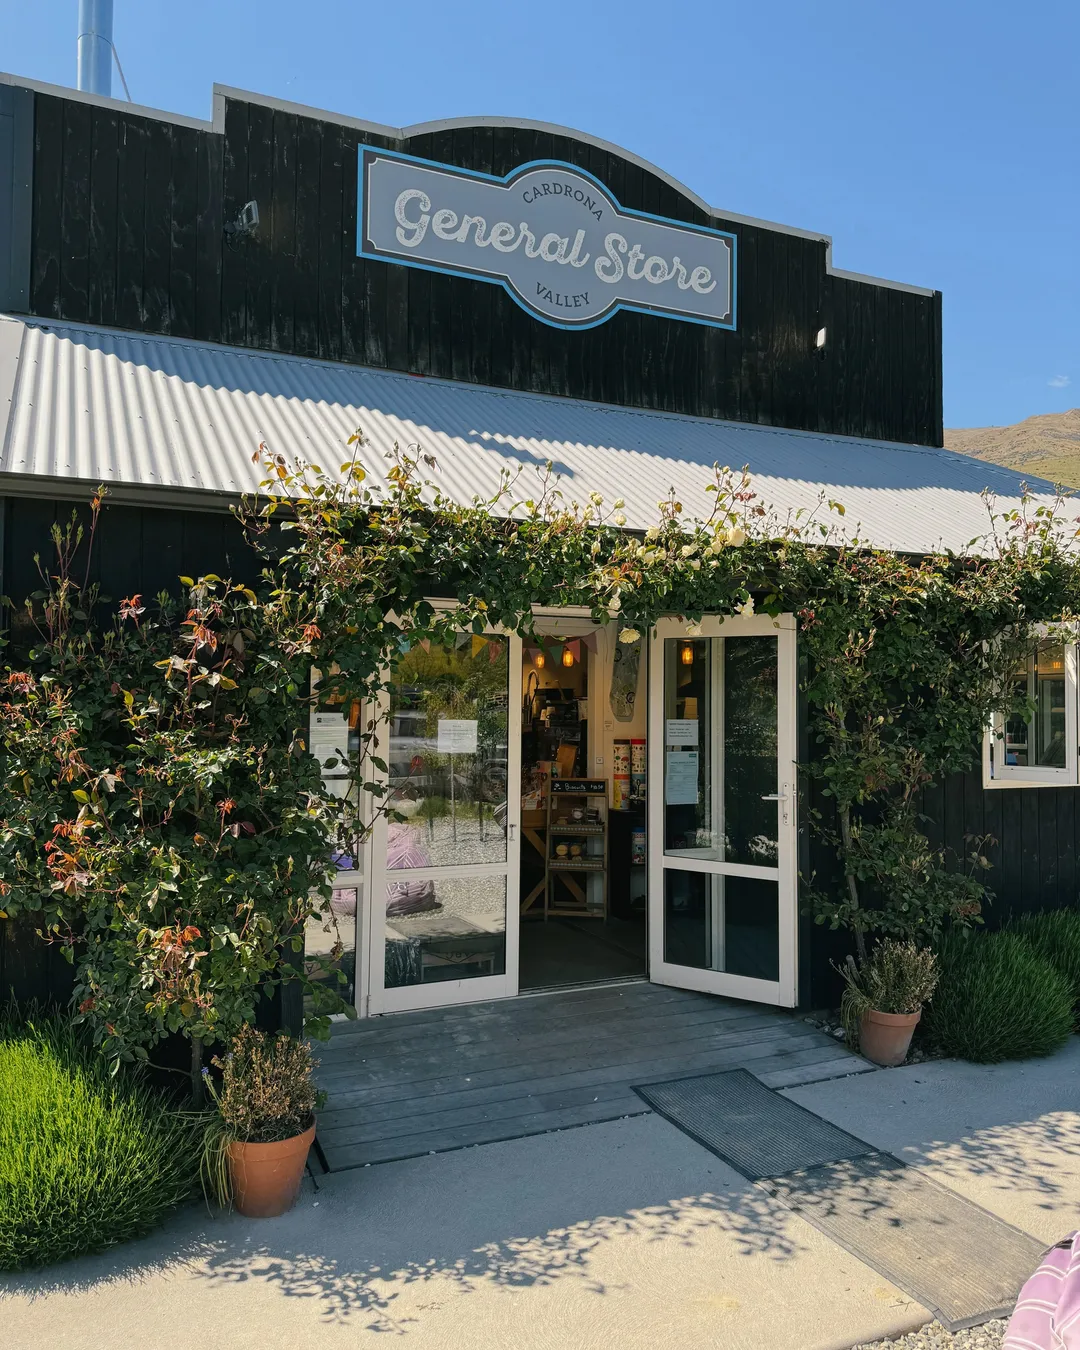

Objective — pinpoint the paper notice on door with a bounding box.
[665,718,699,746]
[437,719,478,754]
[665,751,700,805]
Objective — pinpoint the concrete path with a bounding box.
[4,1040,1078,1350]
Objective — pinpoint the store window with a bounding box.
[985,639,1078,787]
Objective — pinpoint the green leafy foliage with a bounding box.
[1014,909,1080,1017]
[0,504,347,1094]
[922,930,1074,1062]
[0,1014,199,1270]
[4,437,1080,1093]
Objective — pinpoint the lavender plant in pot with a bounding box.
[839,940,940,1067]
[204,1026,324,1218]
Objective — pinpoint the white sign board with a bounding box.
[309,710,349,773]
[665,718,699,746]
[437,719,478,754]
[358,147,736,332]
[665,751,700,805]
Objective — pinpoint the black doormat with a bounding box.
[634,1067,878,1179]
[634,1068,1046,1331]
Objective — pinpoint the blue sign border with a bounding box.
[356,145,738,333]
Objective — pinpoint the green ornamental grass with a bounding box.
[1014,909,1080,1018]
[0,1016,200,1271]
[922,929,1074,1063]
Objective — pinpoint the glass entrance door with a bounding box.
[367,631,522,1014]
[646,615,797,1006]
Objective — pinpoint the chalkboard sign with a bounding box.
[551,779,608,795]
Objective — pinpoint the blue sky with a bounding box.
[4,0,1077,429]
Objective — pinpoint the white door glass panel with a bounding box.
[305,681,364,1015]
[649,615,797,1006]
[369,631,521,1014]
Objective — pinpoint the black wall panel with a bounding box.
[24,89,944,446]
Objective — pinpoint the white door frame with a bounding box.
[646,613,798,1007]
[364,629,522,1015]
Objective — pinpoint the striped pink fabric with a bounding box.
[1005,1233,1080,1350]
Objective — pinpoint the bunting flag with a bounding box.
[566,638,582,664]
[471,634,488,657]
[418,639,431,653]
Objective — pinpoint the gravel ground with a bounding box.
[851,1318,1006,1350]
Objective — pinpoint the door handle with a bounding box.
[507,823,517,842]
[761,785,791,825]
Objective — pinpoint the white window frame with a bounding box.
[983,635,1078,789]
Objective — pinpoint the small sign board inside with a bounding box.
[551,778,608,795]
[437,719,478,754]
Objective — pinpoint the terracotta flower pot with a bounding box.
[859,1008,920,1067]
[227,1118,316,1218]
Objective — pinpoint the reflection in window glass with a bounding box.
[305,679,362,1014]
[1004,642,1067,768]
[663,871,779,981]
[662,635,778,863]
[385,876,507,988]
[387,636,510,868]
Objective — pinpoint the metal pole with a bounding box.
[77,0,114,97]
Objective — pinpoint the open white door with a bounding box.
[366,629,522,1014]
[647,615,798,1006]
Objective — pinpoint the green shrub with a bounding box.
[922,930,1074,1063]
[0,1016,200,1271]
[1014,909,1080,1017]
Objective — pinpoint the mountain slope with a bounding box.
[944,409,1080,488]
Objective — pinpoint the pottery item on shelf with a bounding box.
[570,844,582,858]
[555,843,569,858]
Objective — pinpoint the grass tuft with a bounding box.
[1014,909,1080,1019]
[0,1014,200,1271]
[922,929,1074,1063]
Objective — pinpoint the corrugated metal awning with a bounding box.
[0,314,1063,553]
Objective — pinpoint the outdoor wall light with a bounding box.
[562,645,575,668]
[815,326,827,349]
[681,643,695,666]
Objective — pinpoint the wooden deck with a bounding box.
[314,982,872,1172]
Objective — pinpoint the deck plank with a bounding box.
[315,985,867,1170]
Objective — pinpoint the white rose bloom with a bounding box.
[736,598,755,617]
[614,512,627,527]
[691,559,701,571]
[619,627,641,644]
[728,526,747,547]
[590,491,604,506]
[681,544,697,557]
[613,498,625,509]
[686,622,703,637]
[645,525,660,541]
[609,596,622,612]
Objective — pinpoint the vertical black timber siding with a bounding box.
[22,89,944,446]
[802,754,1080,1006]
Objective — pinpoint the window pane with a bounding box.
[663,638,714,852]
[1003,642,1067,769]
[385,876,506,988]
[663,635,779,864]
[723,637,778,865]
[387,635,510,867]
[1035,642,1067,768]
[663,870,779,981]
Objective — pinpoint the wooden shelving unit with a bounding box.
[545,779,608,919]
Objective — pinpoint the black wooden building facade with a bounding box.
[0,73,1070,1009]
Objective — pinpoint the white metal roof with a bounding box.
[0,313,1064,554]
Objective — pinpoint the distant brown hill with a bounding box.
[945,409,1080,489]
